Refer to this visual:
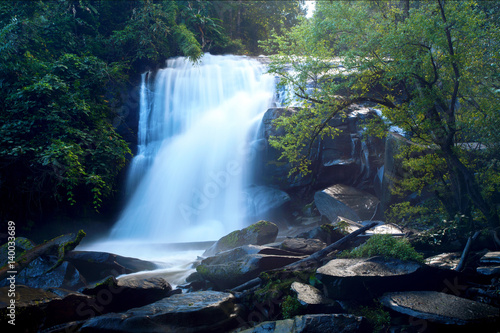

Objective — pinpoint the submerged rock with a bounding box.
[380,291,500,326]
[203,220,279,257]
[80,291,240,333]
[239,314,367,333]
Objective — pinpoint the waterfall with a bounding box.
[110,54,274,243]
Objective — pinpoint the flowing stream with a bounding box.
[80,54,274,283]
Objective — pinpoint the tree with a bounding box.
[262,0,500,232]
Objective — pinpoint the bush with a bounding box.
[341,234,424,262]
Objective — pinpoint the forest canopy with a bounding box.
[0,0,305,224]
[262,0,500,234]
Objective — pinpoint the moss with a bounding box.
[218,230,241,248]
[358,303,391,333]
[341,234,424,263]
[281,295,303,319]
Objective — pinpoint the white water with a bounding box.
[110,54,274,243]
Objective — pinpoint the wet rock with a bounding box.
[80,291,241,333]
[239,314,367,333]
[203,220,279,257]
[316,257,425,300]
[296,224,347,245]
[0,237,35,266]
[477,251,500,276]
[320,184,380,221]
[380,291,500,326]
[0,285,95,332]
[65,250,157,284]
[280,238,326,255]
[244,186,291,218]
[425,252,461,270]
[82,273,172,313]
[477,266,500,276]
[197,245,305,290]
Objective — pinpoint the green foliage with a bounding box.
[358,303,391,333]
[341,234,424,263]
[263,0,500,229]
[281,295,303,319]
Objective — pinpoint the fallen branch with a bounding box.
[455,230,480,272]
[0,230,85,281]
[230,222,377,292]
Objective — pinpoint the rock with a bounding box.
[296,224,347,245]
[203,220,279,257]
[0,237,35,266]
[197,245,305,290]
[314,190,361,222]
[65,250,157,284]
[319,184,380,221]
[80,291,241,333]
[82,273,173,313]
[244,185,291,218]
[239,314,367,333]
[425,252,461,270]
[280,238,326,255]
[13,258,87,291]
[480,251,500,265]
[290,282,342,314]
[477,266,500,276]
[316,257,425,300]
[380,291,500,326]
[0,285,95,332]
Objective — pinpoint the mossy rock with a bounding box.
[203,220,279,256]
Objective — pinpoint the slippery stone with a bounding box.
[480,251,500,265]
[80,291,240,333]
[203,220,279,257]
[197,245,305,290]
[316,257,425,300]
[380,291,500,326]
[239,314,367,333]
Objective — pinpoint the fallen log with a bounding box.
[230,222,377,292]
[0,230,85,281]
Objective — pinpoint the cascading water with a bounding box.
[110,54,274,243]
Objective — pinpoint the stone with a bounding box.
[280,238,326,255]
[296,224,347,245]
[82,273,173,313]
[477,266,500,276]
[65,250,157,284]
[244,185,291,218]
[480,251,500,265]
[425,252,461,270]
[80,291,241,333]
[316,257,425,300]
[290,282,342,314]
[203,220,279,257]
[197,245,305,290]
[320,184,380,221]
[380,291,500,326]
[0,285,95,332]
[238,314,367,333]
[314,190,361,222]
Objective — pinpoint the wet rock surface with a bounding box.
[80,291,240,333]
[380,291,500,326]
[280,238,326,255]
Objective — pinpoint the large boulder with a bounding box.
[203,220,279,257]
[380,291,499,327]
[316,257,434,301]
[82,273,173,313]
[256,106,385,193]
[238,314,368,333]
[244,185,291,218]
[296,224,347,245]
[65,250,157,284]
[197,245,305,290]
[280,238,326,255]
[80,291,241,333]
